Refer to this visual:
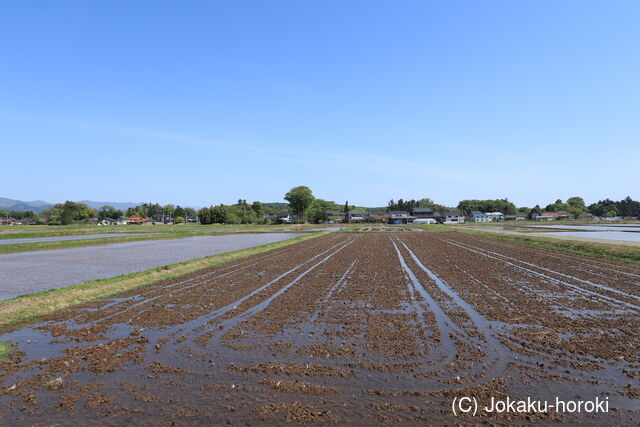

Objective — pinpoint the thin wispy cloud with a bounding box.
[5,113,493,182]
[4,113,556,205]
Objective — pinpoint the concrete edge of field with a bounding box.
[0,231,327,341]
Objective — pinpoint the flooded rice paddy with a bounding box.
[0,232,638,424]
[539,231,640,242]
[467,223,640,243]
[307,227,344,232]
[530,224,640,232]
[0,233,300,300]
[0,233,161,245]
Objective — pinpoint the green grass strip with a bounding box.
[0,341,11,359]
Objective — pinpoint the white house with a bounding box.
[468,211,491,222]
[277,213,291,223]
[443,212,465,224]
[413,218,437,224]
[97,218,116,226]
[348,211,365,221]
[486,212,504,221]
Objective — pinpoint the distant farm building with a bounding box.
[152,214,173,224]
[443,212,465,224]
[367,213,387,222]
[325,210,367,222]
[468,211,491,222]
[259,213,291,223]
[413,218,437,224]
[127,217,149,224]
[532,212,556,221]
[411,208,442,222]
[278,213,291,223]
[348,211,365,221]
[468,211,507,222]
[389,211,412,224]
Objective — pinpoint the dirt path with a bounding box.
[1,232,638,425]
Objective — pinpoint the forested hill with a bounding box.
[0,198,53,213]
[0,198,141,213]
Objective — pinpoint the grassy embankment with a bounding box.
[0,224,316,254]
[0,232,325,335]
[412,223,640,266]
[0,341,10,359]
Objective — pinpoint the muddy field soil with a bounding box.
[1,232,638,425]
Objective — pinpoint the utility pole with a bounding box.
[344,200,350,224]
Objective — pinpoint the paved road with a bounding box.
[0,233,301,300]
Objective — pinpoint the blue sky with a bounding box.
[1,1,638,208]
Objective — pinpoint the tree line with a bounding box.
[386,198,451,213]
[197,189,349,225]
[1,201,197,225]
[521,197,639,219]
[456,199,517,216]
[385,195,639,219]
[2,191,638,226]
[124,203,196,223]
[0,209,39,221]
[197,200,264,225]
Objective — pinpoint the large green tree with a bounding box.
[60,201,91,225]
[42,204,63,225]
[251,201,264,216]
[544,199,569,213]
[566,197,585,211]
[197,207,211,224]
[284,186,315,221]
[98,205,123,220]
[529,204,543,219]
[234,200,256,224]
[457,199,516,216]
[307,199,335,224]
[174,205,186,218]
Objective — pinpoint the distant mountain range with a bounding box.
[0,198,53,213]
[0,198,141,213]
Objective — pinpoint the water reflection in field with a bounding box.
[0,233,301,300]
